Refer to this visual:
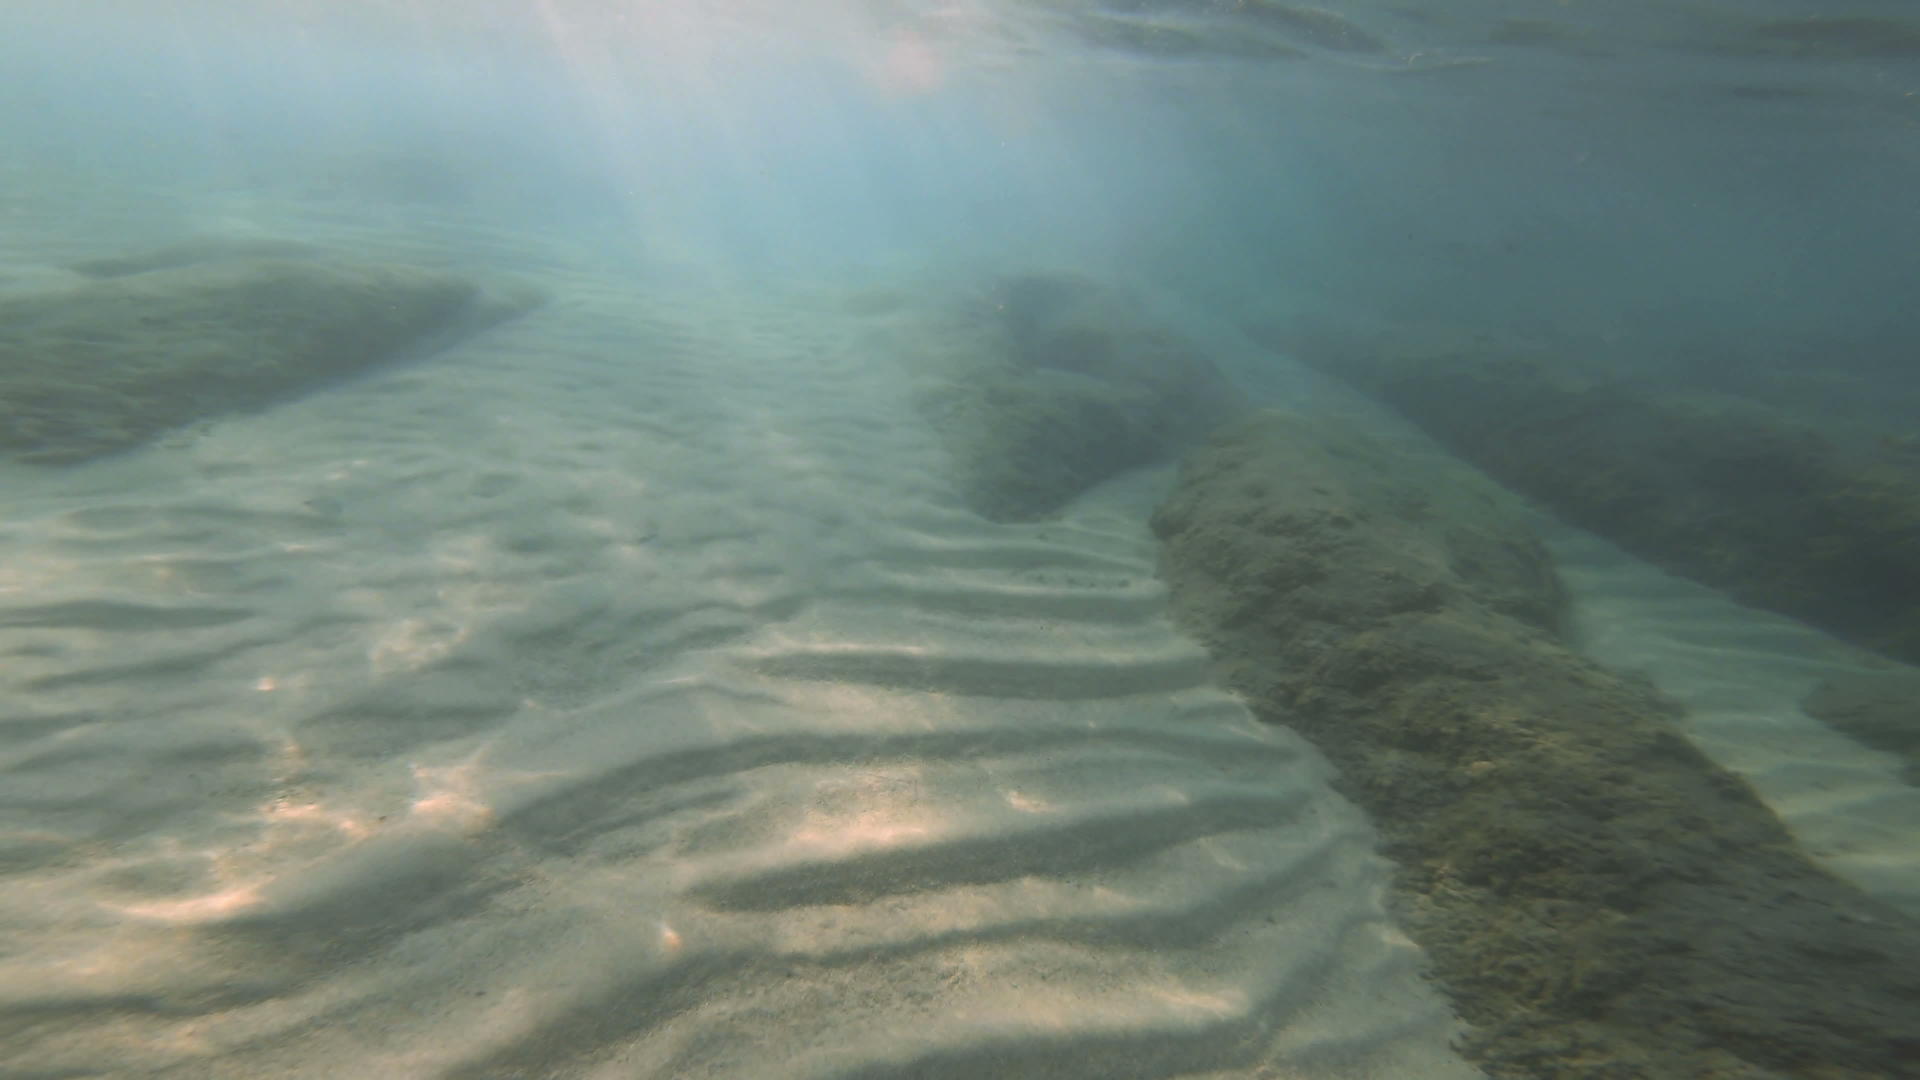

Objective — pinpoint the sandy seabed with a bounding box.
[0,202,1482,1079]
[1,200,1913,1080]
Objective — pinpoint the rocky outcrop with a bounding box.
[917,272,1242,521]
[67,237,322,279]
[1153,410,1920,1079]
[0,247,542,463]
[1300,339,1920,666]
[1804,670,1920,784]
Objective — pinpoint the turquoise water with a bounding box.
[3,3,1918,1078]
[13,1,1915,342]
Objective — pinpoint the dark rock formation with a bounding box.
[69,237,322,279]
[918,272,1242,521]
[1804,671,1920,785]
[1697,16,1920,60]
[1299,338,1920,666]
[1153,410,1920,1080]
[0,249,541,463]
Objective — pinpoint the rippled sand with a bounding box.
[0,214,1478,1079]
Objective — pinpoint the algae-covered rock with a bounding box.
[918,272,1242,521]
[1154,409,1920,1080]
[1300,337,1920,666]
[0,253,531,463]
[1693,15,1920,59]
[1804,670,1920,784]
[68,237,322,279]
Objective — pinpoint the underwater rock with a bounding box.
[69,237,322,278]
[0,252,538,463]
[1697,15,1920,60]
[1153,410,1920,1080]
[919,272,1242,521]
[1299,338,1920,667]
[1804,671,1920,785]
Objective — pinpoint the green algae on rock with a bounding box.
[1804,670,1920,786]
[1300,338,1920,668]
[916,272,1243,521]
[1153,410,1920,1080]
[0,253,534,463]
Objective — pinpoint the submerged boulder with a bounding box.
[1154,410,1920,1080]
[1299,337,1920,666]
[0,249,538,463]
[917,272,1242,521]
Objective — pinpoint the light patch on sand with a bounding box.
[0,551,79,594]
[1004,789,1055,813]
[1149,983,1246,1018]
[407,759,501,833]
[788,769,937,855]
[1143,783,1195,807]
[1196,836,1251,872]
[109,789,377,924]
[125,553,195,590]
[430,532,496,576]
[116,883,267,923]
[260,795,376,841]
[782,670,953,735]
[369,615,470,673]
[787,810,936,855]
[406,746,572,834]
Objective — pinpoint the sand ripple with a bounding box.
[0,262,1473,1078]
